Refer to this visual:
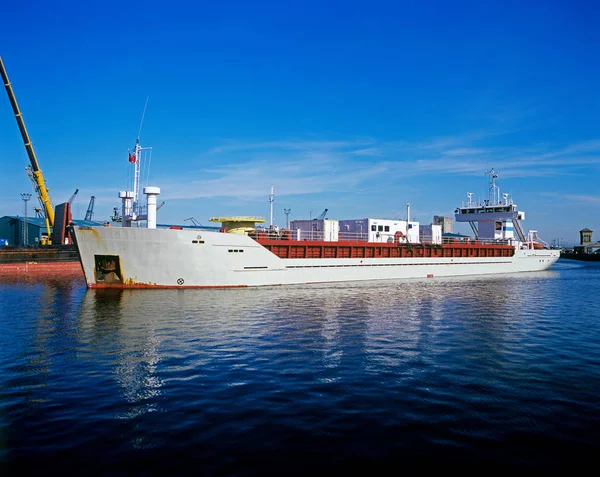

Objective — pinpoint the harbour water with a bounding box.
[1,260,599,474]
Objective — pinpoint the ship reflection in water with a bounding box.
[2,264,600,473]
[84,290,164,423]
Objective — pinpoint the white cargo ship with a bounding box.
[71,154,559,288]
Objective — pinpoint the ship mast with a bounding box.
[123,139,151,224]
[133,139,142,216]
[486,168,500,205]
[120,99,156,228]
[269,185,274,229]
[132,98,149,218]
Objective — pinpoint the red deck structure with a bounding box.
[255,239,515,260]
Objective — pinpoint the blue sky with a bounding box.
[1,0,599,245]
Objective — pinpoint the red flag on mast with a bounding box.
[128,153,136,163]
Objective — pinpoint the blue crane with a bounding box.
[85,196,95,221]
[68,189,79,205]
[316,208,328,220]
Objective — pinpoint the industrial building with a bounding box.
[574,228,600,254]
[433,215,453,234]
[0,216,103,247]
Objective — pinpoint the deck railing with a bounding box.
[248,229,516,247]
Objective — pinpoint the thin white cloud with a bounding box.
[159,155,388,200]
[538,139,600,159]
[442,148,489,156]
[59,132,600,227]
[146,134,600,202]
[540,192,600,205]
[206,138,376,155]
[349,147,385,156]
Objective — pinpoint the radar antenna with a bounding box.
[486,168,500,205]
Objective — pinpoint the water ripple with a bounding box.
[1,264,600,473]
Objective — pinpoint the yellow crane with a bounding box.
[0,56,54,244]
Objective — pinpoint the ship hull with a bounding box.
[72,227,560,289]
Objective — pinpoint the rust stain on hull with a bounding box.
[88,283,249,289]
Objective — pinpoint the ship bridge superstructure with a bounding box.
[454,169,527,243]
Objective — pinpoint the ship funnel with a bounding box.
[144,186,161,229]
[119,190,134,227]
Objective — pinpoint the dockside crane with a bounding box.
[184,217,202,226]
[316,208,329,220]
[68,189,79,205]
[85,196,95,221]
[0,57,54,243]
[25,165,46,218]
